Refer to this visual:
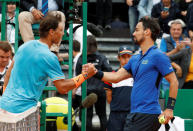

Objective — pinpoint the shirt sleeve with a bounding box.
[155,52,174,76]
[41,53,65,81]
[123,57,133,75]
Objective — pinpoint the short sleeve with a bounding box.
[155,52,174,76]
[123,57,133,74]
[41,54,65,81]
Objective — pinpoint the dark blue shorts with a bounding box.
[107,111,128,131]
[124,113,161,131]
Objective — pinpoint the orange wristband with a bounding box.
[72,74,85,88]
[3,86,6,94]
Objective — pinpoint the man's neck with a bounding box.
[0,66,6,72]
[39,38,52,48]
[74,51,80,57]
[8,12,15,18]
[173,37,180,42]
[140,39,155,55]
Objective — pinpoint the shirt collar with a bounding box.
[140,45,157,57]
[37,40,49,48]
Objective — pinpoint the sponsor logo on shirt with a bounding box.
[169,66,173,70]
[142,60,148,64]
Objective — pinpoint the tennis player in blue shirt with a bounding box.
[87,17,178,131]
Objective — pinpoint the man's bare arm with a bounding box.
[159,72,178,124]
[54,63,96,94]
[165,72,178,99]
[101,68,132,83]
[53,79,77,94]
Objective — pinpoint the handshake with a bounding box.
[81,63,98,80]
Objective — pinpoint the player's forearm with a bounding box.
[164,72,178,110]
[61,80,76,94]
[169,78,178,99]
[55,74,87,94]
[100,68,132,83]
[165,80,178,111]
[55,79,76,94]
[102,72,123,83]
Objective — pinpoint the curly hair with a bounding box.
[139,17,160,41]
[39,12,62,38]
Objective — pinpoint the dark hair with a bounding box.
[39,12,62,38]
[0,41,12,52]
[87,35,97,53]
[139,17,160,41]
[73,40,80,52]
[7,2,16,5]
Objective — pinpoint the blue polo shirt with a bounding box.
[123,46,173,114]
[0,40,65,113]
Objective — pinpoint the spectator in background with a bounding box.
[105,45,134,131]
[70,22,103,130]
[0,42,12,96]
[160,19,186,54]
[187,1,193,39]
[70,24,92,53]
[137,0,153,20]
[60,21,103,61]
[71,40,81,131]
[72,40,81,105]
[151,0,181,35]
[18,0,65,51]
[126,0,139,35]
[159,19,186,92]
[96,0,112,30]
[110,16,128,29]
[153,0,161,5]
[178,0,193,23]
[0,2,16,46]
[72,40,81,77]
[189,30,193,40]
[168,35,192,89]
[68,20,103,52]
[76,35,112,131]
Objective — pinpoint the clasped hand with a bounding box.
[82,63,97,79]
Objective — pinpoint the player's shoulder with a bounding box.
[151,47,166,57]
[130,53,140,61]
[152,49,170,65]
